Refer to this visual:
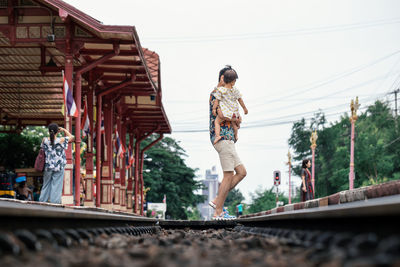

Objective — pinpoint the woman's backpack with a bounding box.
[34,148,45,172]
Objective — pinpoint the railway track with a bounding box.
[0,194,399,266]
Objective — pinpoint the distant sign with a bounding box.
[147,202,166,219]
[147,202,167,212]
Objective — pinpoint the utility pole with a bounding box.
[390,89,400,130]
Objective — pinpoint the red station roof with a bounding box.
[0,0,171,134]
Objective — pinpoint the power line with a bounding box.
[247,49,400,107]
[172,92,389,128]
[168,49,400,118]
[173,98,395,133]
[384,136,400,148]
[144,17,400,44]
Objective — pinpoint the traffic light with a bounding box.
[273,170,281,186]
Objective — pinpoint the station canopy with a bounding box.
[0,0,171,134]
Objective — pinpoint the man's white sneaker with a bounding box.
[209,201,216,209]
[211,212,236,220]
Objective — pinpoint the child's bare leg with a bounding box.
[214,111,224,144]
[233,122,238,141]
[237,115,242,129]
[214,116,222,144]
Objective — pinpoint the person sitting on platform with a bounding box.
[212,68,248,144]
[33,187,40,201]
[16,181,33,201]
[39,123,74,204]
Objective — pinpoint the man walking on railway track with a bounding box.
[209,65,247,220]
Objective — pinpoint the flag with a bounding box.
[163,194,166,203]
[125,148,130,169]
[126,145,134,169]
[115,129,125,158]
[81,98,90,137]
[129,145,135,166]
[101,113,105,134]
[93,112,104,141]
[62,71,78,117]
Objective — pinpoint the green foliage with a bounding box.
[142,136,205,220]
[0,126,45,170]
[225,188,245,215]
[21,126,48,140]
[288,101,400,197]
[185,206,202,220]
[247,186,288,213]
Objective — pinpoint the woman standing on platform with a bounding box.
[39,123,74,204]
[301,159,314,201]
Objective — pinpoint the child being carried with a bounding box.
[212,68,248,144]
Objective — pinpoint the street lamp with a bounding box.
[349,97,360,190]
[310,130,318,195]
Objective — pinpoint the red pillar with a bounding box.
[113,109,121,211]
[62,54,74,205]
[74,74,82,206]
[100,98,113,210]
[134,132,140,214]
[288,163,291,204]
[84,81,94,206]
[349,119,355,190]
[95,95,102,207]
[126,133,134,212]
[120,122,127,211]
[139,134,163,215]
[311,146,316,196]
[139,152,144,215]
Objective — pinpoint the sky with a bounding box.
[65,0,400,202]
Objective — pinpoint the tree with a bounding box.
[0,126,47,170]
[185,206,202,220]
[288,100,400,197]
[224,188,245,215]
[142,136,205,219]
[247,186,288,213]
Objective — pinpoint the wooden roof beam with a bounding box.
[0,74,61,77]
[96,75,136,97]
[98,60,143,66]
[0,105,62,109]
[80,48,139,56]
[0,90,62,94]
[94,67,146,74]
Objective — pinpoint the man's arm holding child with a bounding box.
[238,98,248,114]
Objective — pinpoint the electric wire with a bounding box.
[168,50,400,118]
[144,17,400,44]
[173,97,395,132]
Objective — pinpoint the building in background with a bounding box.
[197,166,219,220]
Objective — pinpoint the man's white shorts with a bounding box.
[213,140,242,172]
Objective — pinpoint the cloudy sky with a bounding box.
[65,0,400,202]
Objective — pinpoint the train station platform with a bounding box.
[240,179,400,219]
[0,198,156,230]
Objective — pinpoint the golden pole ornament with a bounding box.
[287,151,292,166]
[350,96,360,121]
[310,130,318,149]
